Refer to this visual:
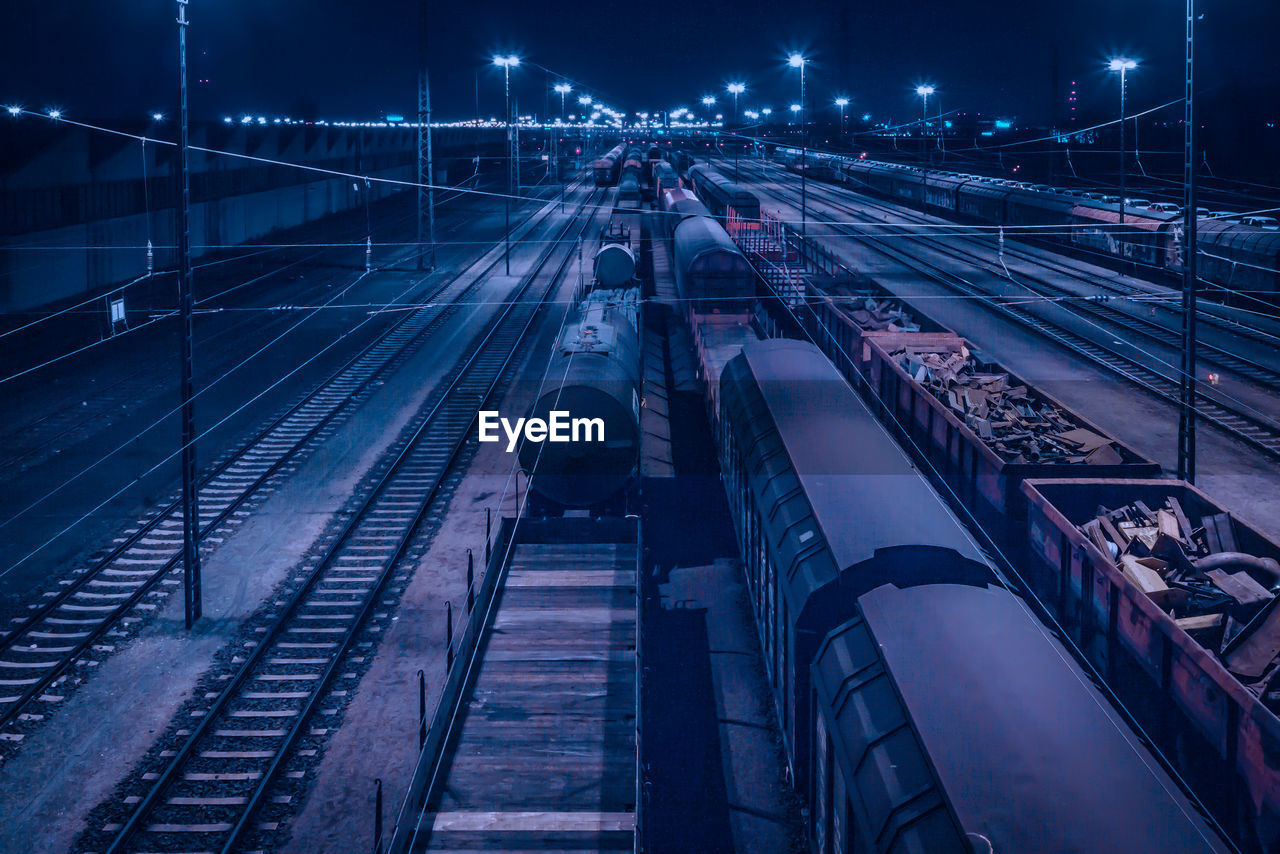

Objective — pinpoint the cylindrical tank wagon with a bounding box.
[519,288,641,509]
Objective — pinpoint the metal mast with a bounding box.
[416,0,435,270]
[1178,0,1199,481]
[176,0,202,628]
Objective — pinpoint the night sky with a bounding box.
[3,0,1279,132]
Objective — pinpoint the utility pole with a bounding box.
[416,0,435,271]
[1178,0,1198,482]
[176,0,201,628]
[494,56,519,275]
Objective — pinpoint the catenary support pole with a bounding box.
[176,0,202,629]
[416,0,435,270]
[1178,0,1198,482]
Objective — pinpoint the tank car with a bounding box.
[518,288,640,509]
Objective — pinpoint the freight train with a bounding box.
[591,143,626,187]
[774,148,1280,301]
[617,147,644,205]
[652,160,680,200]
[716,337,1232,854]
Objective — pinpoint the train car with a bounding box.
[670,149,695,182]
[518,288,640,509]
[718,338,1232,854]
[591,143,625,187]
[652,160,680,200]
[671,214,755,312]
[618,149,644,206]
[659,188,710,235]
[956,181,1010,222]
[687,165,761,234]
[1068,200,1180,268]
[593,240,636,289]
[922,172,967,213]
[1198,219,1280,301]
[812,152,1279,298]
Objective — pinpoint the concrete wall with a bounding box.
[0,123,423,313]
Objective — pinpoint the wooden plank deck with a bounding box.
[419,538,637,852]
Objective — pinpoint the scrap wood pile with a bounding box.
[888,344,1125,465]
[1081,498,1280,709]
[841,296,921,332]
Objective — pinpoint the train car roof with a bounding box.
[1069,203,1174,232]
[957,183,1012,201]
[1197,219,1280,258]
[724,339,988,609]
[812,582,1231,853]
[664,193,710,222]
[672,216,750,268]
[923,173,969,189]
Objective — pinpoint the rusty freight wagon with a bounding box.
[1023,478,1280,852]
[860,332,1159,523]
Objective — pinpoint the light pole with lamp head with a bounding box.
[788,53,807,234]
[554,82,571,120]
[727,82,745,179]
[493,55,520,275]
[1108,57,1137,230]
[834,97,849,147]
[915,84,934,160]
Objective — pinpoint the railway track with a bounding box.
[0,181,586,755]
[785,169,1280,392]
[0,202,426,477]
[749,158,1280,357]
[82,186,605,854]
[741,162,1280,459]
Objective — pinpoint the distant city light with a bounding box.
[995,119,1012,129]
[861,112,871,121]
[386,114,404,122]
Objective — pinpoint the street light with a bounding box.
[1108,57,1138,230]
[493,54,520,275]
[834,96,849,144]
[701,95,716,124]
[915,84,935,159]
[554,82,571,120]
[726,82,745,125]
[787,53,808,233]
